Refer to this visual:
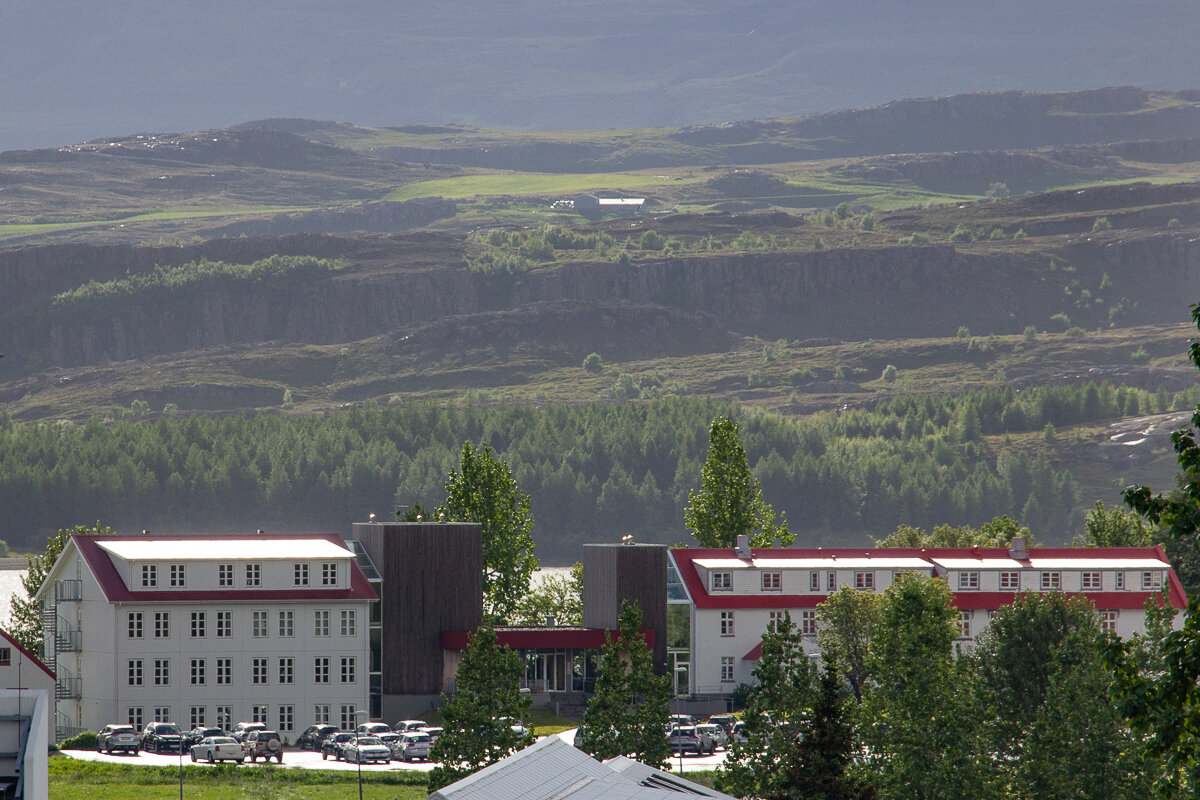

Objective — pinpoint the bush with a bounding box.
[60,730,98,750]
[788,367,816,386]
[881,364,899,382]
[1168,218,1182,229]
[956,326,971,339]
[1023,325,1038,342]
[1092,217,1112,232]
[1064,326,1087,338]
[582,353,603,374]
[950,224,976,242]
[638,230,666,251]
[1130,346,1150,364]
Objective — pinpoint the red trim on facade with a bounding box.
[670,546,1188,611]
[441,627,656,651]
[0,628,55,681]
[70,533,378,603]
[742,642,762,661]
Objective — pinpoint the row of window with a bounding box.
[139,561,340,589]
[127,656,357,687]
[712,569,1165,593]
[127,702,358,732]
[127,609,357,639]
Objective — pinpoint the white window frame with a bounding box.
[154,611,170,639]
[720,656,735,682]
[1082,571,1102,591]
[314,609,330,637]
[190,658,205,686]
[314,704,331,725]
[1040,571,1061,591]
[190,706,206,728]
[999,571,1020,591]
[957,610,972,639]
[711,571,732,592]
[340,609,357,637]
[128,659,143,687]
[315,657,330,684]
[855,571,875,590]
[216,658,231,686]
[294,563,310,586]
[763,571,782,591]
[141,564,157,588]
[245,563,262,587]
[252,705,268,725]
[279,610,295,638]
[321,562,338,586]
[801,610,817,636]
[153,658,170,687]
[768,610,786,632]
[154,706,171,723]
[279,705,294,732]
[279,657,294,685]
[190,611,206,638]
[218,564,233,587]
[252,610,269,638]
[1100,610,1118,632]
[128,611,143,639]
[169,564,186,588]
[216,611,232,638]
[958,571,980,590]
[719,611,735,637]
[253,657,268,685]
[1143,571,1163,590]
[1115,571,1126,590]
[128,707,144,729]
[827,571,837,591]
[340,656,356,684]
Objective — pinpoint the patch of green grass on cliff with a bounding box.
[384,170,697,201]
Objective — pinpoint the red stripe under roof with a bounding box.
[72,533,378,603]
[0,628,55,681]
[670,545,1187,611]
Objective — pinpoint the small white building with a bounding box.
[0,629,56,747]
[670,539,1186,695]
[37,532,375,739]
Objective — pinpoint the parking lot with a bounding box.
[64,729,729,774]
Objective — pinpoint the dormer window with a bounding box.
[321,562,338,586]
[711,571,732,592]
[141,564,157,588]
[1142,571,1163,590]
[762,571,782,591]
[855,571,875,590]
[1082,571,1101,591]
[245,563,262,587]
[169,564,186,587]
[958,571,979,590]
[294,563,310,586]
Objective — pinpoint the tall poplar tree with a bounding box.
[439,442,538,624]
[684,416,792,548]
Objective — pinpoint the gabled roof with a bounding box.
[44,533,377,604]
[429,735,734,800]
[670,545,1186,611]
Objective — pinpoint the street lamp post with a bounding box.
[353,709,369,800]
[673,666,687,775]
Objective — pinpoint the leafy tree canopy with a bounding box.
[684,416,792,548]
[875,514,1033,547]
[816,586,884,702]
[10,522,111,658]
[514,563,582,627]
[439,442,538,624]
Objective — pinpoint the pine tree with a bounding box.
[578,601,671,768]
[684,416,792,548]
[427,626,533,791]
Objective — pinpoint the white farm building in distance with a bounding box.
[669,538,1186,696]
[36,532,374,739]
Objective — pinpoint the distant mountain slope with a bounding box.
[4,0,1200,151]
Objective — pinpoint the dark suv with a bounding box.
[321,731,356,760]
[245,729,284,763]
[296,724,338,750]
[141,722,185,754]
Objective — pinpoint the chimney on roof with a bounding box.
[142,529,149,536]
[1009,537,1028,560]
[256,529,264,536]
[735,535,752,560]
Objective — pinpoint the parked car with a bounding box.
[186,726,225,747]
[98,723,139,755]
[244,729,284,763]
[707,714,737,735]
[322,731,357,760]
[296,724,338,750]
[141,722,186,754]
[730,721,748,744]
[230,721,267,743]
[669,725,714,756]
[668,714,697,729]
[420,726,444,742]
[355,721,392,736]
[395,731,432,762]
[497,717,529,737]
[695,723,728,751]
[343,735,391,764]
[190,736,244,764]
[393,719,429,733]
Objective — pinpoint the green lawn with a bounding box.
[385,172,696,202]
[49,758,429,800]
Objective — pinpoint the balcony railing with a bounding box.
[54,579,82,602]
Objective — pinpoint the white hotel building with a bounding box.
[36,532,374,739]
[669,538,1186,696]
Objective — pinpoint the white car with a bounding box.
[356,721,392,736]
[394,719,429,733]
[343,736,391,764]
[695,723,728,750]
[420,726,444,742]
[498,717,529,737]
[190,735,244,764]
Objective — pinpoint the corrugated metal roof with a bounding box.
[694,557,931,569]
[1027,557,1169,569]
[931,558,1025,569]
[97,537,353,561]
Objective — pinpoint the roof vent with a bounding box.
[1009,536,1028,560]
[735,535,752,560]
[256,529,264,536]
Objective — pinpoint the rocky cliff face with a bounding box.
[5,232,1199,375]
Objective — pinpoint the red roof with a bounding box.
[68,533,378,603]
[670,545,1187,612]
[442,627,656,650]
[0,628,55,681]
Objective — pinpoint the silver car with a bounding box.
[395,731,432,762]
[344,735,391,764]
[695,723,728,751]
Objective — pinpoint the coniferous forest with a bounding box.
[1,380,1192,562]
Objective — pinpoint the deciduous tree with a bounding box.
[816,586,883,702]
[11,522,111,658]
[684,416,792,548]
[439,442,538,623]
[427,626,533,791]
